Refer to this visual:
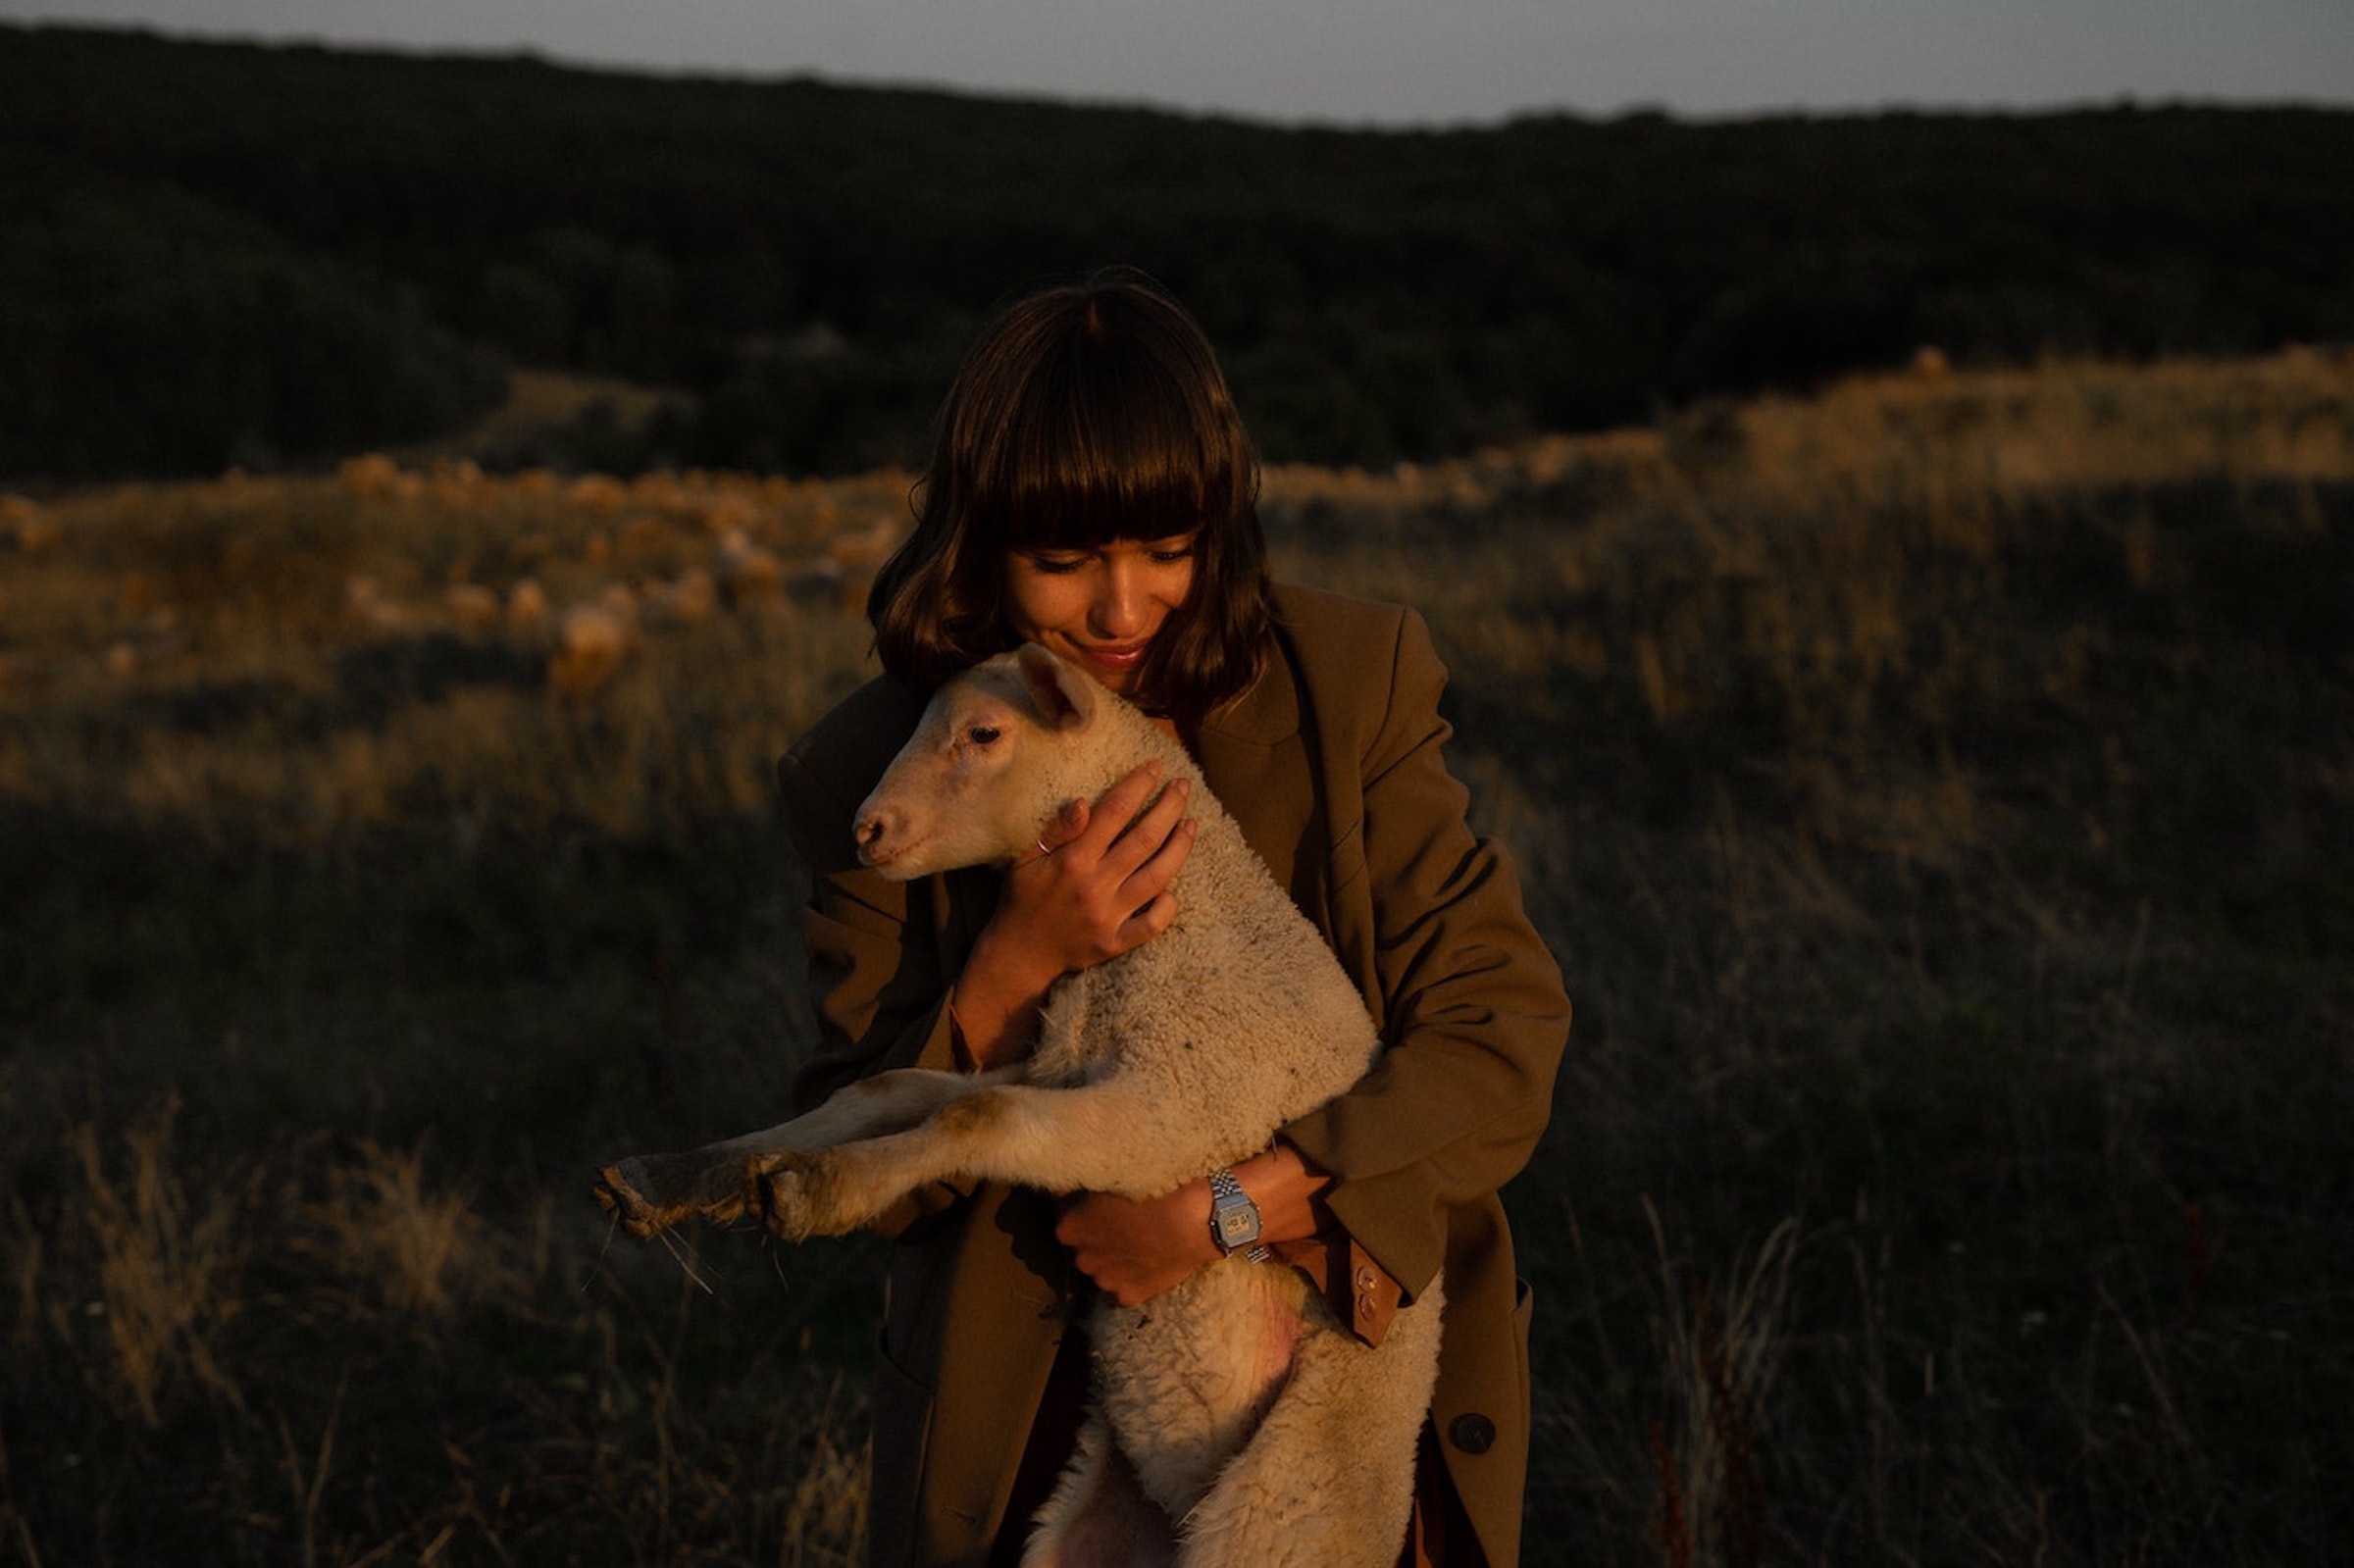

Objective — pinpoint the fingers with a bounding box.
[1113,887,1179,951]
[1109,804,1195,944]
[1028,763,1164,863]
[1097,767,1194,881]
[1077,763,1175,862]
[997,763,1201,973]
[1031,795,1088,860]
[1128,798,1198,890]
[1090,774,1195,948]
[1055,1187,1214,1307]
[1036,764,1197,890]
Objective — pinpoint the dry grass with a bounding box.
[296,1138,537,1320]
[62,1100,257,1429]
[0,460,901,847]
[1640,1208,1798,1568]
[4,347,2350,1563]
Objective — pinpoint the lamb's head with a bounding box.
[852,643,1120,881]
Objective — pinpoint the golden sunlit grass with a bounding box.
[65,1100,256,1429]
[298,1137,537,1321]
[4,347,2350,1563]
[1,457,902,846]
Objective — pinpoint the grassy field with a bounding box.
[3,349,2349,1565]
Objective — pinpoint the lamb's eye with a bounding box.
[966,725,1001,746]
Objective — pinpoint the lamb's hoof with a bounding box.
[746,1152,829,1240]
[594,1159,667,1239]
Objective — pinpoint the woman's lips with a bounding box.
[1074,641,1149,672]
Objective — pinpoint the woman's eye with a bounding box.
[966,725,1001,745]
[1026,554,1084,576]
[1151,546,1195,565]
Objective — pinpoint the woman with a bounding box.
[775,269,1570,1566]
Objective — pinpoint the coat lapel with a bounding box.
[1196,646,1333,935]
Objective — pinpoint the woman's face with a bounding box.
[1002,531,1198,696]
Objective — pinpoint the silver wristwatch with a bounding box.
[1207,1168,1272,1262]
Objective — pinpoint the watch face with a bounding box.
[1208,1170,1261,1254]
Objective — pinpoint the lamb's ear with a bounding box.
[1013,643,1097,731]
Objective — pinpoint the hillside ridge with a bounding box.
[6,23,2351,481]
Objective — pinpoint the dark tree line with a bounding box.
[4,24,2351,481]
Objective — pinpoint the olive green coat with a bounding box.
[776,583,1571,1566]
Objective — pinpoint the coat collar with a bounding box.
[1196,641,1301,751]
[1190,638,1319,911]
[1193,643,1303,823]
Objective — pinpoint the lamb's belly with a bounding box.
[1089,1260,1312,1517]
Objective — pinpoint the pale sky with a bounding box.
[3,0,2347,126]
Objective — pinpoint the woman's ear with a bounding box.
[1013,643,1099,730]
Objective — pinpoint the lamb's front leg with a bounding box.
[754,1079,1209,1239]
[596,1065,1023,1236]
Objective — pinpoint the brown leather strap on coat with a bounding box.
[1270,1232,1404,1345]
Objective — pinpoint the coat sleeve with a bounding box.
[1276,605,1571,1301]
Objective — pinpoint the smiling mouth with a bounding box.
[1075,641,1149,670]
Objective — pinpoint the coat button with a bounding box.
[1449,1413,1497,1455]
[1355,1265,1378,1290]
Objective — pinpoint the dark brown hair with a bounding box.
[867,268,1272,725]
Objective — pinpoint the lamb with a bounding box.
[595,642,1442,1568]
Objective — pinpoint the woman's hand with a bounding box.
[948,762,1198,1070]
[1008,761,1197,972]
[1057,1144,1335,1307]
[1055,1181,1221,1307]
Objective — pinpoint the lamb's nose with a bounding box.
[852,813,892,863]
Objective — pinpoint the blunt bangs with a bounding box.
[983,303,1246,555]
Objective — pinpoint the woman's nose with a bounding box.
[1091,562,1145,637]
